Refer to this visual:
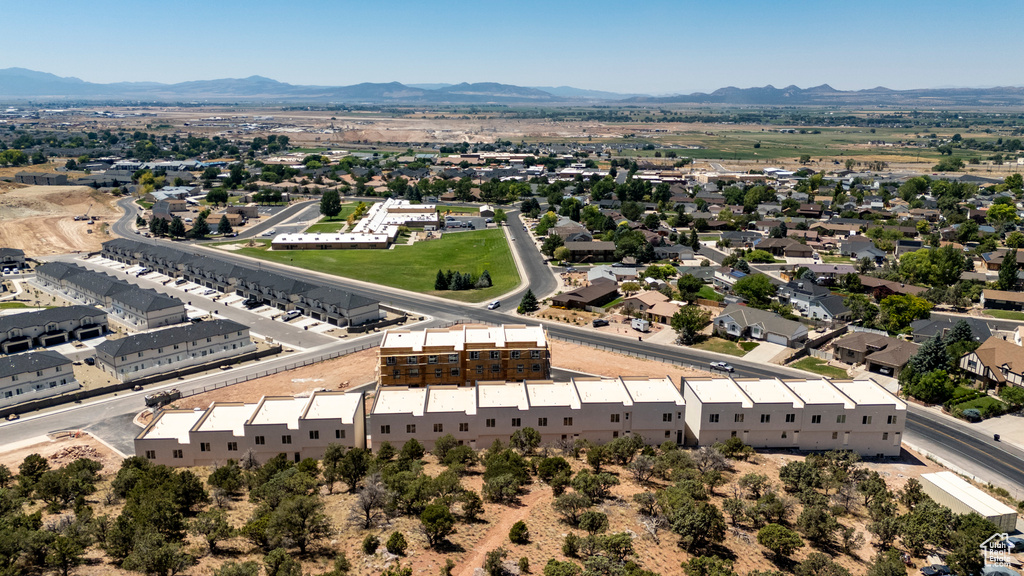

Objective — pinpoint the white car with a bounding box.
[710,361,735,373]
[487,301,501,310]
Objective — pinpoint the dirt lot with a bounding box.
[0,432,124,472]
[0,183,122,256]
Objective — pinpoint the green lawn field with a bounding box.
[304,203,362,233]
[231,229,519,303]
[791,357,849,378]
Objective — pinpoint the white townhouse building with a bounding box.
[0,350,80,409]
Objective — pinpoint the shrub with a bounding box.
[562,533,580,557]
[386,531,407,555]
[509,520,529,544]
[361,534,379,555]
[519,557,530,574]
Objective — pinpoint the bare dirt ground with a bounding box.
[0,432,124,472]
[0,183,122,256]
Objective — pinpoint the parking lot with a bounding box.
[74,256,343,348]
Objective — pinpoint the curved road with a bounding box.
[18,197,1024,494]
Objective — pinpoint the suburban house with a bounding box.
[653,244,695,261]
[134,390,365,467]
[376,325,550,387]
[621,291,670,314]
[713,303,809,347]
[909,318,991,344]
[0,306,108,354]
[645,301,682,324]
[94,319,256,382]
[588,265,639,283]
[0,248,27,270]
[682,375,905,457]
[980,249,1024,272]
[713,267,748,290]
[565,241,617,262]
[370,377,686,451]
[755,237,814,258]
[778,281,851,321]
[549,223,593,243]
[959,337,1023,389]
[858,276,927,301]
[551,277,619,310]
[981,289,1024,312]
[832,332,919,378]
[1,350,80,409]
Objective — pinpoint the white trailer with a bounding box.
[919,471,1017,532]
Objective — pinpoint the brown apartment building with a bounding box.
[377,324,550,387]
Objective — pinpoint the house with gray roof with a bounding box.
[95,319,255,382]
[0,248,27,270]
[1,350,79,409]
[713,303,809,347]
[0,305,108,354]
[909,317,992,344]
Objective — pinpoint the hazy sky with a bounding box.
[5,0,1023,94]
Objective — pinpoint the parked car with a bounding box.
[202,289,216,296]
[592,318,610,327]
[487,301,501,310]
[174,278,187,285]
[83,357,95,366]
[709,361,735,373]
[919,565,950,576]
[243,298,262,309]
[283,310,302,320]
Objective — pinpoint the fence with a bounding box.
[809,349,835,361]
[696,298,724,308]
[849,325,889,337]
[775,323,848,366]
[348,315,408,334]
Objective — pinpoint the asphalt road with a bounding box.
[11,197,1022,495]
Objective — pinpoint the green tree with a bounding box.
[554,245,571,262]
[677,274,704,302]
[757,523,804,561]
[420,503,456,547]
[682,555,737,576]
[267,495,332,554]
[671,305,712,345]
[189,213,209,238]
[205,189,229,205]
[319,189,342,219]
[795,552,851,576]
[1006,231,1024,249]
[217,215,233,235]
[865,549,907,576]
[670,500,726,552]
[189,509,233,554]
[878,294,931,333]
[264,548,303,576]
[997,248,1019,291]
[168,216,186,238]
[518,289,539,314]
[494,208,507,224]
[732,274,778,308]
[213,561,260,576]
[796,505,840,547]
[543,559,582,576]
[909,335,951,375]
[386,531,408,555]
[509,520,530,544]
[987,203,1019,228]
[541,234,565,257]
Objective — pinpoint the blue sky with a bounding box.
[5,0,1022,94]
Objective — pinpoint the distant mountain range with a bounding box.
[3,68,1024,106]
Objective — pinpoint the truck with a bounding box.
[144,389,181,408]
[630,318,650,332]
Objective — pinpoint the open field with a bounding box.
[303,203,360,233]
[0,183,123,256]
[983,309,1024,321]
[224,229,519,303]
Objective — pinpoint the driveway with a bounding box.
[742,341,788,363]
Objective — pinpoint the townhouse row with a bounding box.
[35,262,186,331]
[0,350,80,409]
[0,305,108,354]
[136,374,906,466]
[101,239,381,327]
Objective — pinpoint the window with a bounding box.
[282,435,292,444]
[433,423,443,433]
[459,423,469,432]
[862,416,873,425]
[734,414,744,423]
[309,430,320,440]
[476,365,484,374]
[336,429,347,439]
[887,415,897,425]
[435,368,442,378]
[709,414,719,423]
[836,415,846,424]
[512,418,521,427]
[392,369,400,378]
[564,417,573,426]
[531,350,541,359]
[255,436,265,445]
[490,363,500,373]
[428,355,438,364]
[511,350,521,359]
[486,419,495,428]
[448,354,458,363]
[407,424,416,434]
[831,431,839,440]
[760,414,770,423]
[663,413,673,422]
[200,443,210,452]
[470,351,480,360]
[811,415,821,424]
[173,450,183,459]
[613,431,619,438]
[785,414,796,423]
[228,442,238,451]
[145,450,156,459]
[380,425,391,434]
[781,432,787,439]
[611,414,620,423]
[450,367,460,377]
[408,368,419,377]
[407,356,417,365]
[883,433,889,440]
[489,351,500,360]
[538,418,548,427]
[516,364,524,373]
[532,363,541,372]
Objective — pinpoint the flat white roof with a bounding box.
[304,391,362,424]
[249,397,308,428]
[142,410,204,443]
[272,231,393,244]
[427,387,477,415]
[784,378,854,408]
[381,324,546,352]
[832,378,907,410]
[575,378,633,406]
[371,387,427,417]
[621,377,685,405]
[525,381,580,408]
[685,377,753,408]
[734,378,803,407]
[477,382,529,410]
[195,403,255,435]
[921,471,1017,517]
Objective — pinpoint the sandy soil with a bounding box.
[0,184,122,256]
[0,432,125,472]
[549,339,709,380]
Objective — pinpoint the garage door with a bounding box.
[766,333,788,346]
[40,334,68,347]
